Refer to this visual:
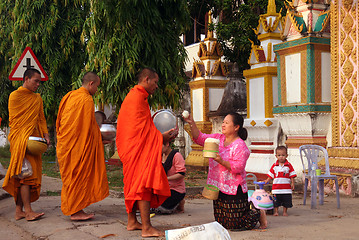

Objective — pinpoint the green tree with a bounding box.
[0,0,15,127]
[188,0,285,72]
[0,0,192,128]
[213,0,285,71]
[0,0,89,127]
[81,0,191,110]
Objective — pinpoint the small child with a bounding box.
[264,146,296,216]
[155,141,186,214]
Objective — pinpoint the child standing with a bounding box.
[264,146,296,216]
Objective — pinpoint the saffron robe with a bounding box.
[2,86,48,202]
[116,85,170,213]
[56,87,109,215]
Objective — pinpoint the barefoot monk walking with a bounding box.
[3,69,50,221]
[56,72,109,220]
[116,68,177,238]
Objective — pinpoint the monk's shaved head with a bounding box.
[136,68,158,83]
[23,68,41,81]
[136,68,159,95]
[82,72,99,85]
[82,71,101,96]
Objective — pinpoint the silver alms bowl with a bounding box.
[100,124,117,141]
[152,109,177,134]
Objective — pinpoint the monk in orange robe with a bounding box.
[3,68,50,221]
[56,72,109,221]
[116,68,177,238]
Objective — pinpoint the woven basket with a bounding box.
[203,141,219,158]
[202,184,219,200]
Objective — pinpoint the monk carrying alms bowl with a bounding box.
[203,138,220,158]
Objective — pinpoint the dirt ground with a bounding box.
[1,175,359,240]
[232,193,359,240]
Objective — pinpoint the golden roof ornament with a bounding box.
[254,0,282,36]
[267,0,277,15]
[207,10,214,39]
[192,10,228,79]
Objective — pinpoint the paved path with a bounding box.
[1,176,359,240]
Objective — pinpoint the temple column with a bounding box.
[328,1,359,196]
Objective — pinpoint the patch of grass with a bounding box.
[0,145,11,168]
[186,169,207,179]
[1,146,208,192]
[0,157,10,168]
[42,155,61,178]
[106,164,124,191]
[185,182,202,187]
[185,166,207,179]
[184,166,208,187]
[0,146,61,178]
[46,191,61,196]
[0,145,11,157]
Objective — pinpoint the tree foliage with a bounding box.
[188,0,285,72]
[0,0,88,127]
[214,0,286,71]
[0,0,285,127]
[0,0,15,127]
[0,0,191,128]
[81,0,190,110]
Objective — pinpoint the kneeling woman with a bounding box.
[154,141,186,214]
[184,112,267,230]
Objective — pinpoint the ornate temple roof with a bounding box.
[198,41,223,59]
[313,11,330,32]
[248,40,267,64]
[254,0,282,35]
[281,0,330,40]
[209,63,246,117]
[192,60,205,78]
[191,10,227,78]
[211,59,228,76]
[247,0,282,65]
[287,11,308,33]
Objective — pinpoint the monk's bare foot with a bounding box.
[70,210,94,221]
[127,221,142,231]
[283,212,288,216]
[25,211,45,221]
[273,212,279,216]
[141,226,165,238]
[15,211,26,221]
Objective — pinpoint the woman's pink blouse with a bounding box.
[194,132,250,195]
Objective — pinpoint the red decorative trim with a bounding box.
[251,142,274,145]
[287,136,326,139]
[251,149,274,154]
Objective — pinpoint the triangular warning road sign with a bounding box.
[9,47,49,81]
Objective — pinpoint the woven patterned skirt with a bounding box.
[213,185,260,230]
